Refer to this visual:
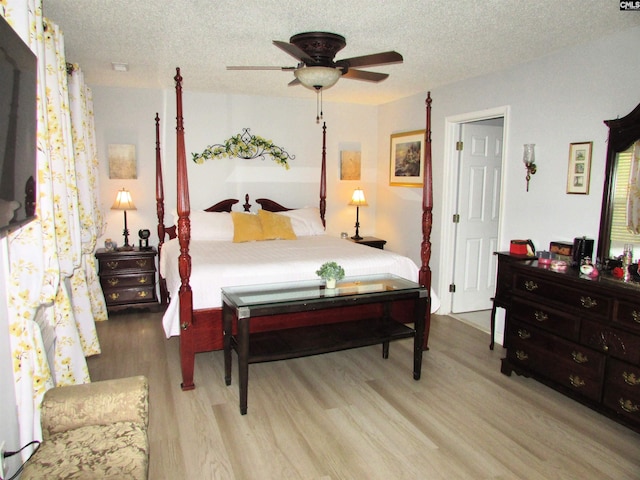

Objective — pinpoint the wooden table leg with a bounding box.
[238,317,250,415]
[223,304,232,386]
[413,295,427,380]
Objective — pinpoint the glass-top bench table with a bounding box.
[222,274,429,414]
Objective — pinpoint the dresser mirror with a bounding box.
[596,102,640,266]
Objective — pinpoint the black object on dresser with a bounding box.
[95,247,158,312]
[496,252,640,433]
[349,236,386,250]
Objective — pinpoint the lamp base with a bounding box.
[117,245,135,251]
[351,235,363,241]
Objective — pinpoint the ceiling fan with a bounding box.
[227,31,403,91]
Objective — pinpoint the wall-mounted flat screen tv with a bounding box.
[0,15,37,236]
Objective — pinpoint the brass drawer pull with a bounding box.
[571,351,588,364]
[569,375,585,388]
[108,292,120,301]
[524,280,538,292]
[137,291,150,298]
[632,311,640,324]
[623,371,640,386]
[517,329,531,340]
[533,311,548,322]
[107,278,119,286]
[106,261,119,269]
[515,350,528,361]
[136,259,149,268]
[580,296,597,309]
[619,398,639,413]
[138,277,149,284]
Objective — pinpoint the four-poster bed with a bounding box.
[156,68,434,390]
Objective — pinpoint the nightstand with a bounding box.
[95,247,158,312]
[349,236,387,250]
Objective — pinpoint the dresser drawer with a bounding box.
[513,272,610,319]
[507,320,605,377]
[603,359,640,428]
[614,300,640,335]
[510,299,580,341]
[103,286,156,305]
[98,256,155,273]
[100,273,155,289]
[506,332,604,402]
[581,319,640,366]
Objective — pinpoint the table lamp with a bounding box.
[349,188,368,240]
[111,188,136,250]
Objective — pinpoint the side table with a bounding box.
[349,236,387,250]
[95,247,158,312]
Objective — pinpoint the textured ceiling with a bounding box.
[43,0,640,105]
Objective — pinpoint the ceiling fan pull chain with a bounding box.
[315,87,321,123]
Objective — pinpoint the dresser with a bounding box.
[496,252,640,432]
[95,248,158,312]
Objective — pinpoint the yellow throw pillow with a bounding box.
[231,212,265,242]
[258,209,297,240]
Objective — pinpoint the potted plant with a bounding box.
[315,261,345,288]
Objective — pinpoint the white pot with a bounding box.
[325,278,336,289]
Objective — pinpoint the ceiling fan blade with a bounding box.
[273,40,316,64]
[226,66,296,71]
[342,69,389,82]
[339,51,403,68]
[288,78,301,87]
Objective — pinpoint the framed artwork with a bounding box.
[566,141,592,194]
[340,151,361,180]
[108,144,137,179]
[389,130,425,187]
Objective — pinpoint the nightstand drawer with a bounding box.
[103,286,156,305]
[100,273,154,289]
[98,256,155,273]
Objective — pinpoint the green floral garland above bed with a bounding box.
[192,128,294,169]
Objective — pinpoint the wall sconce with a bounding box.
[348,188,368,240]
[111,188,136,250]
[523,144,536,192]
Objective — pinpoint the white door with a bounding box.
[451,121,503,313]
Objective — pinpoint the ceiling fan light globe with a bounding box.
[294,66,341,90]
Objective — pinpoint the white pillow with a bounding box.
[279,207,325,236]
[171,209,233,241]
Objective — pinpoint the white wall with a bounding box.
[376,26,640,325]
[92,87,379,248]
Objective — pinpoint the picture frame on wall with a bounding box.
[566,141,593,194]
[108,144,137,179]
[389,130,425,187]
[340,151,361,180]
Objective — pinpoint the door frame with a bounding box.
[437,105,510,314]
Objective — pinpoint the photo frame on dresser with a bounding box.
[566,141,592,194]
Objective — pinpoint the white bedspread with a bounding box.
[160,235,439,337]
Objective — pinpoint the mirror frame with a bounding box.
[596,101,640,265]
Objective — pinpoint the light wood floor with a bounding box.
[87,310,640,480]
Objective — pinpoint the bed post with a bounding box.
[155,113,170,305]
[419,93,433,350]
[319,122,327,227]
[175,68,196,390]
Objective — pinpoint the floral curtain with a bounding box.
[1,0,106,456]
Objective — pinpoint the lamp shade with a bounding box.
[349,188,368,206]
[294,66,341,90]
[111,188,136,210]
